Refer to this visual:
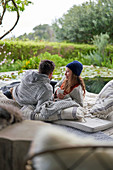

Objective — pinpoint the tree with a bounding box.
[18,24,55,41]
[53,0,113,43]
[0,0,33,39]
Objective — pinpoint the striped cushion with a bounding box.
[89,80,113,119]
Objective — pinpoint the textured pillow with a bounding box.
[89,80,113,119]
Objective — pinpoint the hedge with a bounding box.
[0,40,113,62]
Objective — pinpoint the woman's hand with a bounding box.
[57,93,65,99]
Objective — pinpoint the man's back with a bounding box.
[12,70,53,108]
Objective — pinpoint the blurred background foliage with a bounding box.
[5,0,112,44]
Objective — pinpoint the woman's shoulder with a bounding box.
[71,84,82,91]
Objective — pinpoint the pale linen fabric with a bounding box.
[28,126,113,170]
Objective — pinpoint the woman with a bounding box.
[55,60,85,107]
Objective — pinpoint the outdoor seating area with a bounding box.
[0,76,113,170]
[1,0,113,169]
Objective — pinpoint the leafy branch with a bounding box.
[0,0,32,39]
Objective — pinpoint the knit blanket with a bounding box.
[37,98,85,120]
[21,98,86,121]
[38,98,79,116]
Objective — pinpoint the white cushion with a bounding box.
[54,117,113,132]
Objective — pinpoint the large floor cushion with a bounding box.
[54,117,113,132]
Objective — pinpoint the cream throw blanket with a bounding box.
[21,98,86,121]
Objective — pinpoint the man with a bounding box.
[11,60,55,113]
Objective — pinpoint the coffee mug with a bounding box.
[57,89,64,94]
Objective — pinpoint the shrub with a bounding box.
[81,33,111,67]
[38,52,67,67]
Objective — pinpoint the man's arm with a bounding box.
[34,89,53,113]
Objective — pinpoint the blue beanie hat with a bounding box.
[66,61,83,76]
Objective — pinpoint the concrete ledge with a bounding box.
[0,120,51,170]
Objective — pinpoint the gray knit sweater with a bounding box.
[55,76,84,107]
[12,70,53,111]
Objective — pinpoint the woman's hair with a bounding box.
[39,60,55,75]
[77,76,86,97]
[61,73,85,97]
